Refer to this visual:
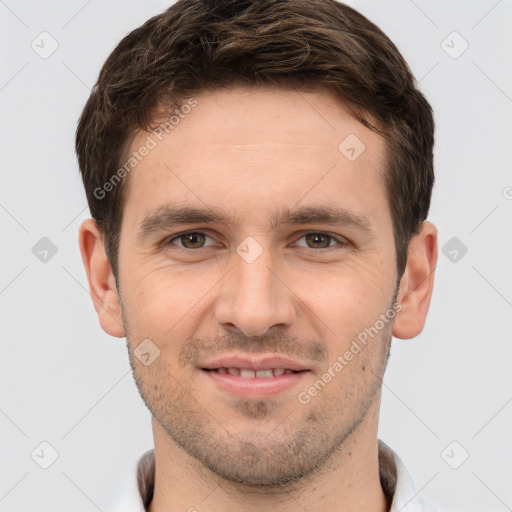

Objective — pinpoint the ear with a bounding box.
[392,221,438,339]
[78,219,125,338]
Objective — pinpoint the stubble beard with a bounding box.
[120,292,394,489]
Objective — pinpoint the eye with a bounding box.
[295,232,348,250]
[166,231,216,249]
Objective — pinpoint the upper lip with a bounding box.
[200,355,310,372]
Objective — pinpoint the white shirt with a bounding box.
[113,440,440,511]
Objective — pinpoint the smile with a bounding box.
[203,367,301,378]
[201,368,310,398]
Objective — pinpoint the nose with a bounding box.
[214,245,297,338]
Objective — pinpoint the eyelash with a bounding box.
[164,230,349,251]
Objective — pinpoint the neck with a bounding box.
[148,399,388,512]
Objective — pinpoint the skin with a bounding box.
[79,87,437,512]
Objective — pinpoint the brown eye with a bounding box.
[168,231,213,249]
[295,232,346,250]
[304,233,333,249]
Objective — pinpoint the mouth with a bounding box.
[202,367,304,378]
[200,365,310,398]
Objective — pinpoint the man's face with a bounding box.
[117,87,399,485]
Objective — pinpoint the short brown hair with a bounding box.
[76,0,434,281]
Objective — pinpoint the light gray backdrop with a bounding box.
[1,1,511,511]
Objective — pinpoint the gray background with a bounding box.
[1,0,511,510]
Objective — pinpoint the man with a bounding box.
[76,0,439,510]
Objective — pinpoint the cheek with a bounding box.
[294,269,395,379]
[123,264,217,344]
[128,263,183,307]
[298,260,395,325]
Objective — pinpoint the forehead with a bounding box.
[121,87,388,231]
[144,87,382,152]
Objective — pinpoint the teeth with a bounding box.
[256,369,273,378]
[213,368,297,378]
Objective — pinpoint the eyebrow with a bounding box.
[136,203,374,242]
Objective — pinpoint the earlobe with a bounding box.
[78,219,126,338]
[392,221,438,340]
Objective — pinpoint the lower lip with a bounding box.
[201,369,310,398]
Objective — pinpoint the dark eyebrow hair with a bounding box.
[136,203,374,242]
